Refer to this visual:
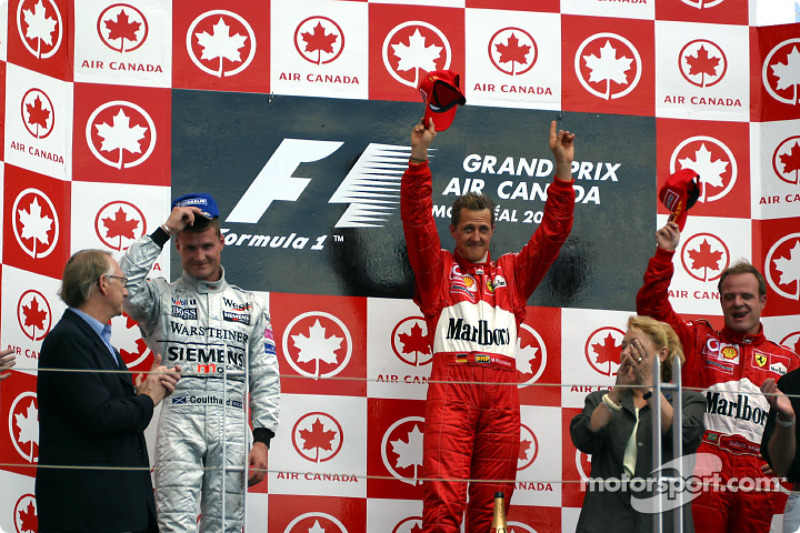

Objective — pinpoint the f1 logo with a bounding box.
[227,139,342,223]
[226,139,409,228]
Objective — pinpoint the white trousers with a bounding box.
[784,492,800,533]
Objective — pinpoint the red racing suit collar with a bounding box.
[453,249,492,272]
[719,323,765,346]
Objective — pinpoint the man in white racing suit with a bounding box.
[121,193,280,532]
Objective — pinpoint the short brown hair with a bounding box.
[628,315,685,383]
[718,260,766,297]
[450,193,495,226]
[59,250,114,307]
[180,217,221,238]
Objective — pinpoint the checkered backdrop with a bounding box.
[1,1,800,532]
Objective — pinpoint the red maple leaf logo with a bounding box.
[681,45,725,87]
[518,439,532,461]
[113,313,152,370]
[105,9,141,44]
[495,33,531,73]
[299,418,337,460]
[18,501,38,533]
[687,239,724,274]
[398,323,431,361]
[592,333,621,366]
[779,141,800,181]
[410,524,423,533]
[301,22,337,62]
[23,298,48,330]
[686,46,719,76]
[26,95,50,130]
[103,207,139,241]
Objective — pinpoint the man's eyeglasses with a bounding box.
[105,275,129,288]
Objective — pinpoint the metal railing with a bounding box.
[651,355,684,533]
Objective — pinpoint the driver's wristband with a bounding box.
[150,226,171,247]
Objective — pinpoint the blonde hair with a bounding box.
[628,315,685,383]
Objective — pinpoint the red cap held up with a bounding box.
[659,168,700,230]
[418,69,466,132]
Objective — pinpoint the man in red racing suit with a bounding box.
[636,220,800,533]
[401,118,576,533]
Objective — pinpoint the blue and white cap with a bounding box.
[171,193,219,219]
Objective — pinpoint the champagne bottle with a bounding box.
[491,491,508,533]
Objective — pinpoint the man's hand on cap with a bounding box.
[164,206,205,235]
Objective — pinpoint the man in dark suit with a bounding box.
[36,249,180,533]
